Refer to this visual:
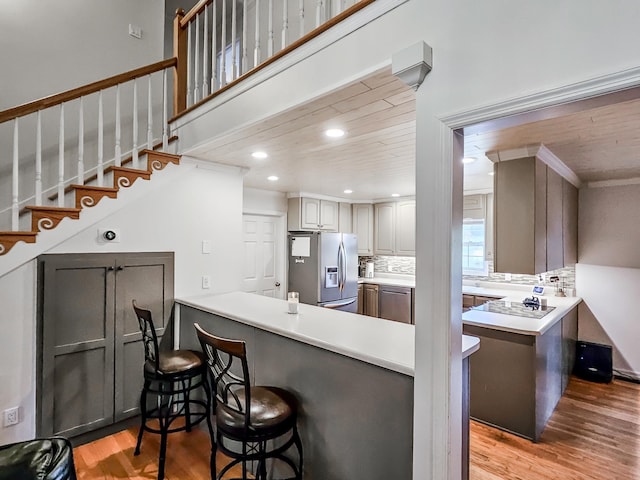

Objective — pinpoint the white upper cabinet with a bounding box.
[395,201,416,256]
[374,202,396,255]
[374,200,416,256]
[339,202,353,234]
[352,204,373,255]
[288,197,339,231]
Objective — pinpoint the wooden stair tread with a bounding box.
[0,231,38,255]
[142,149,180,160]
[108,166,151,174]
[71,184,118,192]
[48,135,178,201]
[26,206,82,213]
[0,231,37,237]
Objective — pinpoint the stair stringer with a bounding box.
[0,160,191,278]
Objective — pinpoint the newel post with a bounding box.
[173,8,188,115]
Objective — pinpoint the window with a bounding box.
[462,219,488,276]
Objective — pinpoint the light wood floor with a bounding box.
[74,377,639,479]
[470,377,640,480]
[73,421,244,479]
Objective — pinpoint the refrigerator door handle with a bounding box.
[338,241,347,292]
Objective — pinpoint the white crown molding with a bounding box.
[172,0,408,131]
[485,143,581,188]
[440,64,640,131]
[535,145,582,188]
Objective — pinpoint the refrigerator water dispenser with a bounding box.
[325,266,339,288]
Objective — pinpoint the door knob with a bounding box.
[275,282,281,287]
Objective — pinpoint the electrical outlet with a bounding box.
[538,273,546,283]
[202,275,211,289]
[3,407,19,427]
[505,273,512,281]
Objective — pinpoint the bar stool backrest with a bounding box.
[195,323,251,430]
[132,300,160,373]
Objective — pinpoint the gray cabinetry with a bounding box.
[494,156,578,274]
[363,283,379,317]
[463,306,577,441]
[37,252,174,437]
[561,307,578,392]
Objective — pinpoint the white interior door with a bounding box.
[242,214,285,298]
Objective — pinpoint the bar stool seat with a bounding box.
[132,301,212,480]
[195,323,303,480]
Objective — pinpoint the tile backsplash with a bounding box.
[359,255,575,290]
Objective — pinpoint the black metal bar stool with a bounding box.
[195,323,303,480]
[132,301,213,480]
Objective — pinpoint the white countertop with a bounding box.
[462,290,582,336]
[359,275,582,335]
[177,291,480,377]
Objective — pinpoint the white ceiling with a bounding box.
[186,68,640,200]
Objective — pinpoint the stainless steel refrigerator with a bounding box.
[288,232,358,312]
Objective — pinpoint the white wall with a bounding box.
[0,262,37,445]
[576,184,640,379]
[243,188,288,214]
[576,263,640,379]
[50,160,245,297]
[0,160,244,445]
[0,0,165,109]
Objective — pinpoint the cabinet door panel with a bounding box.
[562,180,578,265]
[353,204,373,255]
[39,255,116,437]
[374,203,395,255]
[395,201,416,256]
[546,168,564,271]
[319,200,338,231]
[114,253,174,421]
[53,348,110,435]
[301,198,321,229]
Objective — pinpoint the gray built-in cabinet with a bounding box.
[37,252,174,438]
[493,156,578,274]
[463,306,578,442]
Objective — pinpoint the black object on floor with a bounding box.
[574,341,613,383]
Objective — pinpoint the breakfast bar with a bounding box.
[176,291,480,479]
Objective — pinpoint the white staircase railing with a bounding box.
[0,59,176,233]
[175,0,373,111]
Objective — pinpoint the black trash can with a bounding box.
[574,341,613,383]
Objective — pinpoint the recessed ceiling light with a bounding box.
[462,157,476,164]
[344,189,353,194]
[252,151,268,159]
[391,193,400,197]
[325,128,345,138]
[267,175,279,181]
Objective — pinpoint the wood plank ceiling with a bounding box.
[186,67,640,200]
